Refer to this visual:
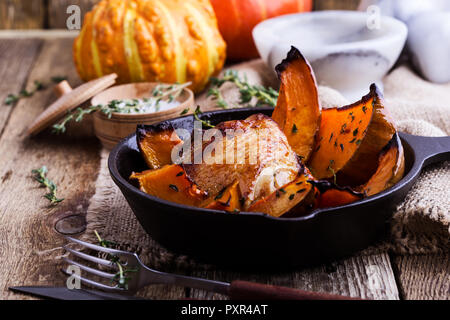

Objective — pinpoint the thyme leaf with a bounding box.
[327,160,337,185]
[4,80,46,105]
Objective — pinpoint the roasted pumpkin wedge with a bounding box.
[137,124,183,170]
[358,133,405,196]
[271,46,321,161]
[130,165,207,206]
[307,88,375,180]
[337,84,397,186]
[247,166,316,218]
[308,84,396,186]
[203,180,243,212]
[311,181,364,209]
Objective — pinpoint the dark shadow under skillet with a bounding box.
[109,107,450,270]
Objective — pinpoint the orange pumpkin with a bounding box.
[73,0,226,93]
[210,0,312,61]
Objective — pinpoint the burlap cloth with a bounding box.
[82,61,449,272]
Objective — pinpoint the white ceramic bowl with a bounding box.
[253,11,408,101]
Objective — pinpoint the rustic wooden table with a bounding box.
[0,33,448,300]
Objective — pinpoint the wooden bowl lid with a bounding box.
[27,73,117,136]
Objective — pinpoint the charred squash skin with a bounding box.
[137,124,183,170]
[203,180,242,212]
[271,46,321,161]
[358,132,405,196]
[130,164,208,206]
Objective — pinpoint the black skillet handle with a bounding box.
[400,133,450,166]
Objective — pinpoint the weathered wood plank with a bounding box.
[0,39,42,135]
[190,253,400,300]
[393,254,449,300]
[314,0,361,11]
[0,38,101,299]
[0,0,46,30]
[48,0,99,29]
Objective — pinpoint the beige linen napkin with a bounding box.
[82,60,449,270]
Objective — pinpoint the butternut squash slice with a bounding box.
[271,46,321,161]
[137,124,183,170]
[358,133,405,196]
[311,181,364,209]
[130,165,208,206]
[247,166,316,218]
[203,180,243,212]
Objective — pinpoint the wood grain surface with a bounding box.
[0,0,46,30]
[314,0,361,11]
[190,254,399,300]
[0,38,101,299]
[0,35,447,300]
[48,0,99,29]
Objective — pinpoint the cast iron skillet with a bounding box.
[108,107,450,270]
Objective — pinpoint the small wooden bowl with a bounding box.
[91,82,195,149]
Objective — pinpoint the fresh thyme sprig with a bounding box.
[4,76,67,106]
[52,105,100,134]
[207,70,278,108]
[31,166,64,205]
[52,82,191,134]
[193,106,215,128]
[94,230,137,289]
[151,82,191,102]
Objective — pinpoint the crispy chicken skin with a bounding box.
[183,114,300,209]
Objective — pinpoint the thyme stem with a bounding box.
[31,166,64,205]
[94,230,137,289]
[193,106,215,128]
[52,82,190,134]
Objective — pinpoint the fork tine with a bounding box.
[63,257,116,280]
[64,245,117,269]
[61,269,125,293]
[64,236,125,255]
